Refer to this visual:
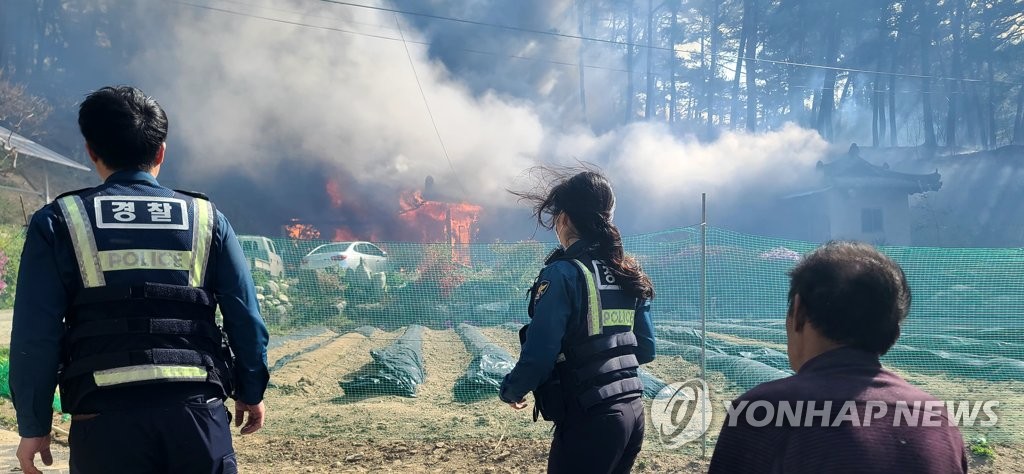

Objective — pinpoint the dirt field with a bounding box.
[0,319,1022,472]
[227,326,1022,472]
[232,326,710,472]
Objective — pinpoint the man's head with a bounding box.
[785,241,911,371]
[78,86,168,177]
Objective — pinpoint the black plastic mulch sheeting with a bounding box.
[657,326,793,372]
[339,325,427,398]
[656,339,791,391]
[883,344,1024,382]
[661,323,1024,382]
[452,323,517,402]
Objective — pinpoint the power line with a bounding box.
[169,0,401,41]
[214,0,399,32]
[171,0,1024,89]
[389,8,468,198]
[319,0,1024,87]
[168,0,630,73]
[320,0,635,49]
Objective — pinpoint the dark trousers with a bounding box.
[69,395,237,474]
[548,398,645,474]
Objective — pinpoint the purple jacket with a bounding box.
[708,347,969,474]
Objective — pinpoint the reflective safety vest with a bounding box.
[527,250,644,421]
[55,187,234,413]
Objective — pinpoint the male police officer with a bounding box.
[11,86,270,473]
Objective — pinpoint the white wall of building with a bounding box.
[826,188,911,245]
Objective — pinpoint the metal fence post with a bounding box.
[700,192,708,458]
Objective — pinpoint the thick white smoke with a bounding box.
[134,0,830,237]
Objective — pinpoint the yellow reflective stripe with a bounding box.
[190,200,215,287]
[571,260,602,336]
[601,309,635,328]
[97,249,193,272]
[93,365,208,387]
[57,196,105,288]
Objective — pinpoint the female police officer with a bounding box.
[499,169,656,473]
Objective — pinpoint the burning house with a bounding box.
[283,175,481,265]
[399,176,481,265]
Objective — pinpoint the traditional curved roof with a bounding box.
[816,146,941,194]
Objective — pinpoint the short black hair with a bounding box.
[788,241,911,355]
[78,86,168,171]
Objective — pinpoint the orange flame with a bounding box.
[326,179,343,208]
[399,191,481,265]
[285,221,321,240]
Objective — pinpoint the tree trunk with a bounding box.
[888,61,897,147]
[576,0,588,125]
[972,82,987,149]
[0,2,7,72]
[872,76,881,147]
[706,0,720,135]
[810,89,819,130]
[816,14,840,140]
[7,0,40,81]
[878,76,887,144]
[644,0,655,120]
[836,72,855,136]
[744,0,757,132]
[625,2,635,124]
[790,1,810,127]
[944,0,965,149]
[838,73,855,109]
[730,21,747,130]
[669,0,679,123]
[1014,85,1024,145]
[987,60,997,148]
[920,2,937,148]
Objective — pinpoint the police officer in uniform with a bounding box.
[500,169,656,473]
[11,86,269,474]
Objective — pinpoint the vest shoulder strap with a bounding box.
[566,259,602,336]
[57,194,106,288]
[175,189,210,201]
[53,187,92,202]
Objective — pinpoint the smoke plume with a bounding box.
[131,0,830,240]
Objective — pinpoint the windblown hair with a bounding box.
[511,166,654,299]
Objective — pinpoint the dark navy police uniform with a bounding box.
[10,170,269,473]
[500,240,656,474]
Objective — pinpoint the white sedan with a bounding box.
[300,241,388,272]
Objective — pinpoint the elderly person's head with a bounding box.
[785,241,911,371]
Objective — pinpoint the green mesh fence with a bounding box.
[252,227,1023,452]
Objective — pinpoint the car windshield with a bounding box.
[240,240,258,255]
[310,242,352,255]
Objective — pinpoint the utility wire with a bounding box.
[319,0,1024,87]
[167,0,1015,86]
[390,8,468,199]
[216,0,399,32]
[169,0,630,73]
[170,0,402,41]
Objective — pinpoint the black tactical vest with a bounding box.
[525,246,644,422]
[54,183,234,413]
